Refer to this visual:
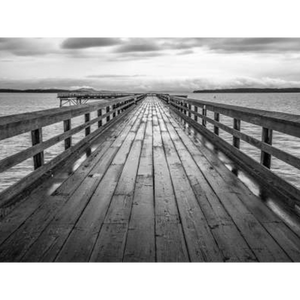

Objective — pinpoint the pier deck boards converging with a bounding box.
[1,96,300,262]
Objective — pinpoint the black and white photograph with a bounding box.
[0,1,299,299]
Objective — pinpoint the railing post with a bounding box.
[85,113,90,136]
[63,119,72,149]
[31,128,44,169]
[97,108,102,128]
[194,106,198,122]
[113,104,116,118]
[188,104,192,118]
[214,112,220,135]
[233,118,241,149]
[106,106,110,123]
[202,105,207,127]
[261,127,273,168]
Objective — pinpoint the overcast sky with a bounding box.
[1,38,300,92]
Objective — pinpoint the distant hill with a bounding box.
[193,88,300,93]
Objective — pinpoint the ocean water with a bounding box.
[0,92,300,193]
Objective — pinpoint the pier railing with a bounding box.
[0,94,145,207]
[158,94,300,205]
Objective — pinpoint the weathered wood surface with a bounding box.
[1,96,300,262]
[165,96,300,206]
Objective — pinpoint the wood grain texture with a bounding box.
[1,96,300,262]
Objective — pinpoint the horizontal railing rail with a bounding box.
[0,94,146,207]
[157,94,300,206]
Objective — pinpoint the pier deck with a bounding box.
[1,96,300,262]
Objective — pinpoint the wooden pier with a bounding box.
[57,92,136,107]
[1,94,300,262]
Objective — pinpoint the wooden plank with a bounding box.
[88,102,149,261]
[0,104,138,207]
[0,102,141,244]
[156,217,189,262]
[0,105,144,262]
[123,175,155,262]
[165,104,300,257]
[123,103,155,262]
[20,163,124,262]
[155,105,223,262]
[163,103,292,262]
[21,105,149,262]
[0,108,136,245]
[153,102,189,262]
[158,106,258,262]
[90,223,127,262]
[104,141,143,224]
[53,163,124,262]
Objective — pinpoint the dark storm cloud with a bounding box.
[202,38,300,53]
[116,43,162,53]
[1,38,300,58]
[113,38,300,55]
[61,38,122,49]
[0,38,56,56]
[86,74,146,78]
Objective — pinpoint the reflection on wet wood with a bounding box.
[0,96,300,262]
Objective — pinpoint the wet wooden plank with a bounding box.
[156,105,257,262]
[0,115,128,246]
[0,104,145,262]
[123,175,155,262]
[90,223,127,262]
[123,106,155,262]
[153,104,189,262]
[19,105,149,264]
[159,102,291,262]
[53,164,124,262]
[156,107,223,262]
[164,120,300,262]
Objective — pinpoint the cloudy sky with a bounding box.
[1,38,300,92]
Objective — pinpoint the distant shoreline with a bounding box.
[0,89,72,93]
[193,88,300,93]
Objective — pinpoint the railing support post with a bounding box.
[261,127,273,168]
[85,113,90,136]
[97,109,102,128]
[233,118,241,149]
[214,112,220,135]
[63,119,72,150]
[202,105,207,127]
[106,106,110,123]
[113,104,116,118]
[194,106,198,122]
[31,128,44,169]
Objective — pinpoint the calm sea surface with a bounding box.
[1,92,300,192]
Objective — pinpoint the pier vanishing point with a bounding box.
[1,93,300,262]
